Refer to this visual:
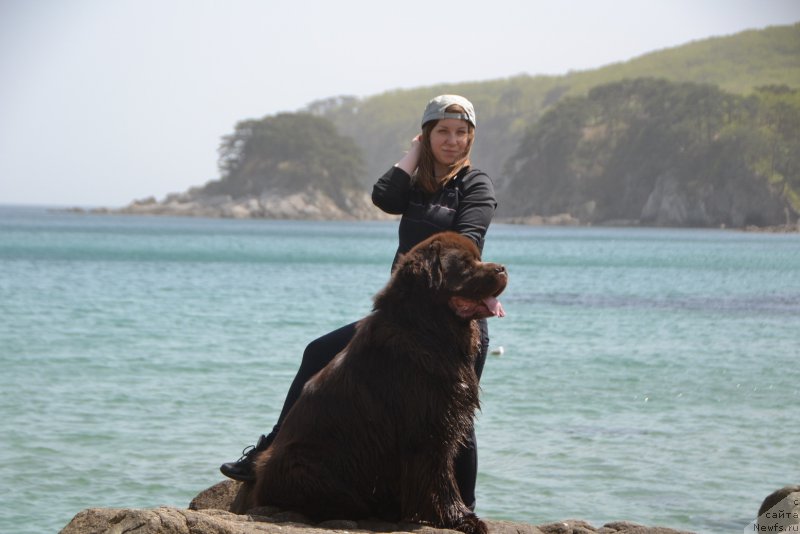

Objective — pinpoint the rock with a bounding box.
[187,479,247,512]
[598,522,693,534]
[537,520,597,533]
[744,222,800,233]
[59,480,696,534]
[59,507,694,534]
[756,485,800,531]
[640,172,709,227]
[59,507,277,534]
[500,213,581,226]
[108,187,395,221]
[639,169,794,228]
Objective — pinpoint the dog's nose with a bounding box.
[495,265,506,274]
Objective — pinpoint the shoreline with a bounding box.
[54,205,800,233]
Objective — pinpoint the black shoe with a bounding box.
[220,434,272,482]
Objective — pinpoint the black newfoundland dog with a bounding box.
[251,232,507,534]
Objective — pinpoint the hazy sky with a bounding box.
[1,0,799,207]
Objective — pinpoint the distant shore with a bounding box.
[55,205,800,233]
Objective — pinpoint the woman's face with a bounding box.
[428,118,471,174]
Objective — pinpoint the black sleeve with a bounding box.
[372,166,412,215]
[454,172,497,252]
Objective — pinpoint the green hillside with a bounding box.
[308,23,799,188]
[501,79,799,227]
[560,23,800,95]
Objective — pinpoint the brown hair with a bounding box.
[415,104,475,194]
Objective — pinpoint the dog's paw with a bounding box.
[454,513,488,534]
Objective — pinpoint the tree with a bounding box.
[499,78,800,226]
[206,113,366,206]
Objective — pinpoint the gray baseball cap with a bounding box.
[421,94,476,128]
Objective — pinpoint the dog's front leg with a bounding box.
[398,454,487,534]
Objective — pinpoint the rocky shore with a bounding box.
[59,480,694,534]
[75,187,395,221]
[743,222,800,233]
[67,193,799,232]
[58,481,800,533]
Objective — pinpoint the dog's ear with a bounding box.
[423,240,445,290]
[373,236,452,312]
[393,240,445,291]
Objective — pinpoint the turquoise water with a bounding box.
[1,205,798,534]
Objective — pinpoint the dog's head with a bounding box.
[380,232,507,321]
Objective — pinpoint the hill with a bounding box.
[114,113,388,220]
[311,23,800,189]
[501,79,799,227]
[115,23,800,227]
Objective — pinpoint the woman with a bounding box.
[220,94,498,511]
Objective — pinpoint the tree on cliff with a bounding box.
[202,113,365,206]
[498,78,800,227]
[751,85,800,209]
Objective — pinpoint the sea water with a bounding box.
[0,205,798,534]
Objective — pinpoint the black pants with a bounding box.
[266,319,490,510]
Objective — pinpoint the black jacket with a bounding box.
[372,166,497,268]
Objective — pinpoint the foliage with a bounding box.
[203,113,365,205]
[561,23,800,95]
[750,85,800,204]
[307,23,799,188]
[200,23,800,226]
[500,78,800,226]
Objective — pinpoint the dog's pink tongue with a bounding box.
[483,296,506,317]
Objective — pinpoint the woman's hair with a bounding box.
[415,104,475,194]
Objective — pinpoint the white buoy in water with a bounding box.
[490,346,504,356]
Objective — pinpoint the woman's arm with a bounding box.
[453,172,497,252]
[394,134,421,176]
[371,136,421,215]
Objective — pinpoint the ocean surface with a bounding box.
[1,205,798,534]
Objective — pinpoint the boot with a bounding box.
[220,434,273,482]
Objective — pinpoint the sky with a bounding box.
[1,0,799,207]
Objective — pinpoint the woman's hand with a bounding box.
[394,134,422,176]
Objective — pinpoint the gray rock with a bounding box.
[757,485,800,531]
[110,187,394,221]
[59,480,696,534]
